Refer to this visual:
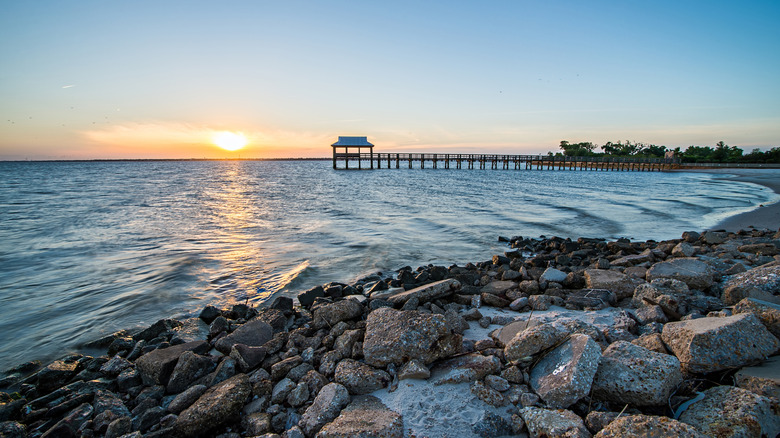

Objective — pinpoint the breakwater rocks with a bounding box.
[2,228,780,437]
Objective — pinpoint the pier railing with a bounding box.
[333,152,679,171]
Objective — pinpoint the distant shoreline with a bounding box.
[0,157,332,162]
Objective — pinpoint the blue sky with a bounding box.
[1,0,778,158]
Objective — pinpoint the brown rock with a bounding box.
[316,395,403,438]
[584,269,644,300]
[214,319,274,354]
[385,278,460,305]
[530,334,601,409]
[722,263,780,305]
[679,385,779,438]
[646,258,714,290]
[733,297,780,338]
[334,359,390,395]
[735,355,780,401]
[594,415,705,437]
[520,407,591,438]
[174,373,251,437]
[135,340,209,386]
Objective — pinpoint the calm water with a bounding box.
[0,160,775,369]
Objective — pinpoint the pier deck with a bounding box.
[333,152,679,171]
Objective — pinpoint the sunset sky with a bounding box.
[1,1,779,159]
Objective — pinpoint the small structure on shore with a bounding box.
[331,136,374,169]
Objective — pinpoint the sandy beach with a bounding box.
[678,168,780,232]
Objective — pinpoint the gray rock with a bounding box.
[520,407,591,438]
[646,258,714,290]
[594,415,705,437]
[679,385,780,438]
[662,313,780,374]
[363,307,461,367]
[298,382,351,436]
[584,269,644,300]
[333,329,363,358]
[312,299,364,329]
[166,351,215,394]
[504,322,566,362]
[633,305,668,325]
[134,340,209,386]
[385,278,461,304]
[242,412,272,436]
[672,242,696,258]
[36,359,79,393]
[480,280,515,296]
[485,375,510,392]
[530,334,601,409]
[271,355,303,381]
[722,263,780,305]
[702,230,728,244]
[592,341,682,406]
[430,353,501,385]
[398,359,430,380]
[214,319,274,354]
[316,395,403,438]
[271,378,297,404]
[611,249,655,267]
[510,297,529,310]
[565,289,616,310]
[174,373,251,436]
[229,343,267,372]
[100,355,132,377]
[167,384,207,414]
[472,411,513,438]
[540,267,568,284]
[334,359,390,395]
[287,382,309,407]
[471,381,507,407]
[170,317,210,343]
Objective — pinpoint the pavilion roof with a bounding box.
[331,136,373,147]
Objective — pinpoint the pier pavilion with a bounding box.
[331,136,374,169]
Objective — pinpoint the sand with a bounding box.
[676,168,780,232]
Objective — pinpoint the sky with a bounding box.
[1,0,779,159]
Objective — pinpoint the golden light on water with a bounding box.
[212,131,248,151]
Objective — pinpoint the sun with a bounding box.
[212,131,248,151]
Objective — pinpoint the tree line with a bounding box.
[553,140,780,163]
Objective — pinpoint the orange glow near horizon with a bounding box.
[212,131,248,151]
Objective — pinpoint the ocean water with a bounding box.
[0,160,775,369]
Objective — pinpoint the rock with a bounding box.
[540,267,568,284]
[672,242,696,258]
[646,258,714,290]
[565,289,616,310]
[99,355,132,377]
[174,373,251,436]
[312,299,364,329]
[334,359,390,395]
[584,411,620,434]
[167,385,207,414]
[584,269,644,300]
[0,422,26,438]
[733,297,780,338]
[611,249,655,267]
[631,333,669,354]
[662,313,780,374]
[530,334,601,409]
[591,341,682,406]
[133,318,183,342]
[298,285,325,308]
[397,359,430,380]
[471,381,507,407]
[385,278,460,304]
[679,385,780,438]
[42,402,93,437]
[93,390,131,430]
[738,243,779,255]
[528,295,561,310]
[199,305,222,324]
[287,382,309,407]
[214,319,274,354]
[735,355,780,400]
[298,382,351,436]
[504,323,566,362]
[722,263,780,305]
[363,307,461,367]
[271,378,297,404]
[133,340,208,386]
[316,395,403,438]
[633,305,668,325]
[520,407,591,438]
[485,375,510,392]
[133,405,165,432]
[431,354,501,385]
[230,344,267,372]
[702,230,728,244]
[481,292,510,308]
[170,317,210,343]
[509,297,529,311]
[594,415,706,437]
[166,351,215,394]
[271,355,303,381]
[472,411,513,437]
[36,359,79,393]
[208,356,236,386]
[242,412,272,436]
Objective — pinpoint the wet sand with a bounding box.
[677,168,780,232]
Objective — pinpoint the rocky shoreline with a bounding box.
[2,227,780,438]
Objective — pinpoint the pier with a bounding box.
[333,151,679,171]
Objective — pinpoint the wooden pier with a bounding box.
[333,152,679,172]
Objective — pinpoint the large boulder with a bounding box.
[584,269,644,300]
[299,382,351,436]
[504,323,566,363]
[520,407,591,438]
[316,395,403,438]
[594,415,705,438]
[530,334,601,409]
[386,278,460,304]
[431,354,501,385]
[174,373,251,437]
[722,263,780,305]
[134,340,209,386]
[591,341,682,406]
[679,385,780,438]
[646,258,714,290]
[735,355,780,400]
[334,359,390,395]
[662,313,779,374]
[214,319,274,354]
[363,307,461,367]
[312,299,364,329]
[166,351,215,394]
